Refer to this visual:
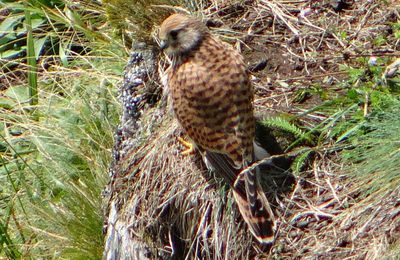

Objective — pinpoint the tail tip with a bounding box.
[255,235,274,245]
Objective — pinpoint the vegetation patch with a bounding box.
[1,0,124,258]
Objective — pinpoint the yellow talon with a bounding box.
[177,137,195,155]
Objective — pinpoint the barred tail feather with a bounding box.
[233,177,275,244]
[244,166,258,216]
[204,150,275,244]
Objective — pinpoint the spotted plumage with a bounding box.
[159,13,275,244]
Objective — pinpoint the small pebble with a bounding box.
[368,56,377,66]
[299,8,312,18]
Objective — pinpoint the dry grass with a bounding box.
[104,0,400,258]
[103,0,206,45]
[109,114,260,258]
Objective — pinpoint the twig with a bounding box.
[326,177,341,205]
[352,206,381,240]
[260,0,299,35]
[290,210,334,224]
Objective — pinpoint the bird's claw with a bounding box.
[177,137,195,155]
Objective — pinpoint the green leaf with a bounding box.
[25,7,38,106]
[59,42,68,66]
[0,14,24,34]
[34,36,47,59]
[0,46,26,59]
[0,142,6,152]
[4,85,30,102]
[0,97,15,109]
[30,16,46,30]
[373,35,386,46]
[10,138,36,155]
[0,2,25,11]
[291,148,314,174]
[262,117,310,141]
[335,123,363,143]
[340,31,347,40]
[0,33,17,49]
[31,0,65,8]
[0,220,22,259]
[65,7,84,28]
[347,88,358,100]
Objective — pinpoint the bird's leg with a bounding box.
[177,137,195,155]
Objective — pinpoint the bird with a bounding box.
[159,13,275,245]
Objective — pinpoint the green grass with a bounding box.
[0,0,125,258]
[262,57,400,186]
[0,59,123,259]
[342,95,400,197]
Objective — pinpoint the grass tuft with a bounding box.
[342,96,400,197]
[103,0,204,45]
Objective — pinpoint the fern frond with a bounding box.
[290,147,314,174]
[261,117,310,141]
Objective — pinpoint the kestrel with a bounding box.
[159,13,275,244]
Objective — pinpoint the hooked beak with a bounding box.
[160,40,168,50]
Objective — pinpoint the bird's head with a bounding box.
[158,14,209,57]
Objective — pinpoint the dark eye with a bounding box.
[170,29,179,39]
